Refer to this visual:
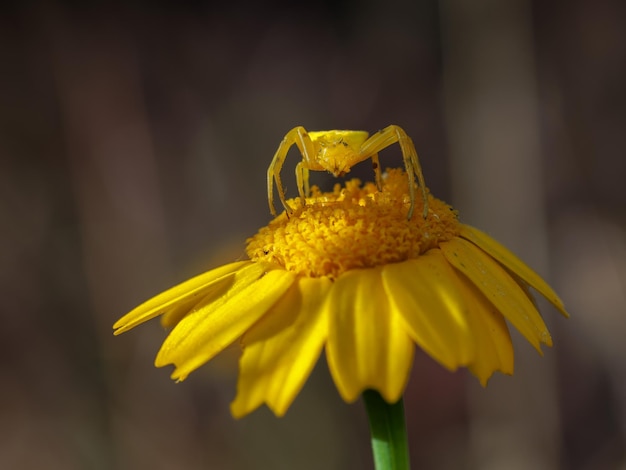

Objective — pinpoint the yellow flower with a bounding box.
[113,168,568,418]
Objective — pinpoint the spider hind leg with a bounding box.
[359,125,429,220]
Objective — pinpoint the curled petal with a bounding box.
[113,261,250,334]
[440,238,552,353]
[459,225,568,317]
[156,264,296,380]
[231,277,331,418]
[382,250,474,371]
[326,268,414,403]
[454,275,514,385]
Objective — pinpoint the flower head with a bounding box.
[114,168,568,418]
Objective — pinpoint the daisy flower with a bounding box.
[113,168,568,419]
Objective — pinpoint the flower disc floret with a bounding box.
[246,169,460,279]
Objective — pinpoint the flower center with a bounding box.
[246,169,460,279]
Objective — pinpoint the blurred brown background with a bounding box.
[1,0,625,469]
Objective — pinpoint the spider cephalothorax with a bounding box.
[267,125,428,220]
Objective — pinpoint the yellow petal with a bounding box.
[326,268,414,403]
[455,275,514,385]
[459,225,568,317]
[382,251,474,371]
[160,285,232,329]
[230,277,331,418]
[155,264,296,380]
[113,261,250,334]
[440,238,552,353]
[159,294,203,329]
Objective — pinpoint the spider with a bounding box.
[267,124,428,220]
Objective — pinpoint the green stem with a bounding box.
[362,390,410,470]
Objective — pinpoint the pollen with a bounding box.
[246,169,461,279]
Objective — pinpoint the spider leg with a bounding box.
[302,166,311,197]
[370,153,382,191]
[267,126,315,216]
[359,125,429,220]
[295,161,311,205]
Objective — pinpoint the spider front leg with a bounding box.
[370,153,383,191]
[295,161,311,202]
[359,125,429,220]
[267,126,316,216]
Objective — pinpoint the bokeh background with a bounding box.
[2,0,625,469]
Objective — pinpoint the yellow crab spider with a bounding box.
[267,124,429,220]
